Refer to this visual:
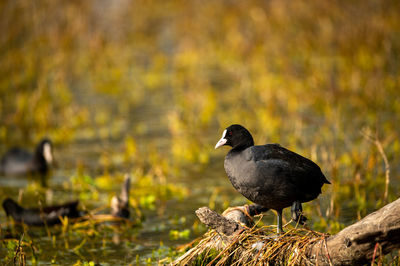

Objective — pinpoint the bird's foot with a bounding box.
[291,201,307,225]
[292,212,308,225]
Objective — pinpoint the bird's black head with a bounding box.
[215,124,254,150]
[35,138,53,165]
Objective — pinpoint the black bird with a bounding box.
[215,124,330,233]
[2,198,81,226]
[0,138,53,176]
[2,175,131,226]
[111,174,131,219]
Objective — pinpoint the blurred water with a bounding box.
[0,86,362,263]
[0,88,226,263]
[0,136,340,264]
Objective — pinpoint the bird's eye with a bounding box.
[228,131,233,136]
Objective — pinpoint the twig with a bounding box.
[361,128,391,203]
[371,242,379,266]
[13,232,26,266]
[323,234,333,266]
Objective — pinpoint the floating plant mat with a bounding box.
[173,225,329,266]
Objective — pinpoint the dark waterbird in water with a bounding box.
[2,175,131,226]
[0,138,54,176]
[110,174,131,219]
[215,124,330,233]
[2,198,81,226]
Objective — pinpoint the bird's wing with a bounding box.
[2,148,32,162]
[249,144,326,197]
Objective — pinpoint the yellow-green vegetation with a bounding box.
[1,0,400,264]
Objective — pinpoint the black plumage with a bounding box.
[110,175,131,219]
[0,138,53,176]
[2,198,81,226]
[2,176,131,226]
[215,124,330,233]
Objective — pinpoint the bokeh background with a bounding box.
[1,0,399,264]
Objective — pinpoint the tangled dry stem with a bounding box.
[173,225,328,265]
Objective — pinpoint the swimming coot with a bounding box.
[215,124,330,233]
[2,176,131,226]
[0,138,53,176]
[111,174,131,219]
[2,198,81,226]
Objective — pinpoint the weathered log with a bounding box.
[195,204,268,236]
[191,199,400,265]
[309,197,400,265]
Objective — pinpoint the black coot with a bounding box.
[2,198,81,226]
[2,176,131,226]
[215,124,330,233]
[111,174,131,218]
[0,138,53,176]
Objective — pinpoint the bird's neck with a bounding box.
[232,137,254,151]
[232,143,253,152]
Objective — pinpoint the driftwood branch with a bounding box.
[195,204,268,236]
[310,197,400,265]
[196,207,242,236]
[190,199,400,265]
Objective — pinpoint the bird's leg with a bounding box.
[291,201,302,220]
[291,201,307,225]
[276,209,284,234]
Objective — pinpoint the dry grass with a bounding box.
[173,225,328,266]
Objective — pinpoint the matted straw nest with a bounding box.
[173,224,328,265]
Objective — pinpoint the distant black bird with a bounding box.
[111,174,131,219]
[2,198,81,226]
[2,175,131,226]
[215,124,330,233]
[0,138,53,176]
